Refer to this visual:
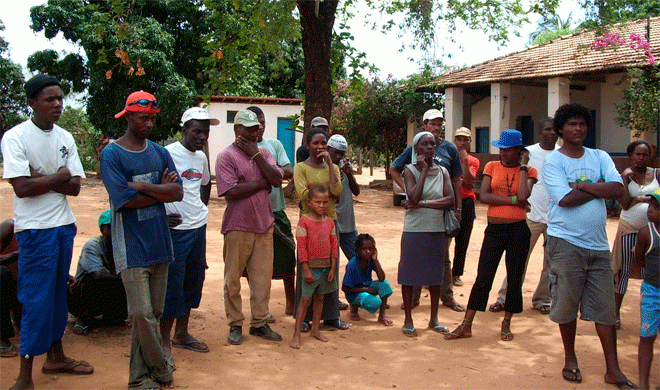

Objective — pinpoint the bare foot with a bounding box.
[290,334,301,349]
[312,331,328,342]
[378,317,394,326]
[285,303,294,316]
[10,379,34,390]
[348,312,361,321]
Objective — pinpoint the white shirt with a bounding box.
[1,120,85,230]
[165,142,210,230]
[526,143,559,224]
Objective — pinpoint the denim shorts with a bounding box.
[546,236,616,325]
[640,281,660,337]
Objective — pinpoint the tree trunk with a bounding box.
[297,0,337,131]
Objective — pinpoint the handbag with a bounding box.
[444,207,460,238]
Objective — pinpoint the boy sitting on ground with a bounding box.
[342,234,393,326]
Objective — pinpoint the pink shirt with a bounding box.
[215,144,282,234]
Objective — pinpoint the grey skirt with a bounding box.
[398,231,446,286]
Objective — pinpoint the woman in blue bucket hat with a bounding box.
[446,129,539,341]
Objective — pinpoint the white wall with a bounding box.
[203,102,303,175]
[509,85,549,144]
[599,73,631,154]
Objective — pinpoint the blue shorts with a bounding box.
[640,281,660,338]
[349,280,393,314]
[163,226,207,320]
[16,224,76,357]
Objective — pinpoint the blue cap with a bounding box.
[491,129,524,149]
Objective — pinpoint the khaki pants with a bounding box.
[223,228,274,328]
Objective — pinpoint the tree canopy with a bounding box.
[0,20,27,136]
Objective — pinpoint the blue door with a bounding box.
[277,117,295,164]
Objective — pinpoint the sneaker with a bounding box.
[228,326,243,345]
[453,276,464,286]
[249,323,282,341]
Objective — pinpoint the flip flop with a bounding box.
[402,327,417,337]
[323,319,349,330]
[0,344,18,358]
[172,339,209,353]
[428,324,449,333]
[539,305,551,315]
[562,368,582,383]
[609,379,638,389]
[42,359,94,375]
[443,300,466,312]
[301,321,310,333]
[501,331,514,341]
[488,302,504,312]
[72,323,89,335]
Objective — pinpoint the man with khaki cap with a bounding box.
[215,109,284,345]
[451,127,480,286]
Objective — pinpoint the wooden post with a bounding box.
[369,150,373,176]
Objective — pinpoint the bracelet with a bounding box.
[511,195,518,205]
[251,152,261,160]
[423,200,428,207]
[520,165,528,172]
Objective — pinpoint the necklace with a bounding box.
[505,171,516,196]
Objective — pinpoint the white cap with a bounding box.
[327,134,348,151]
[423,109,444,122]
[311,116,329,127]
[181,107,220,126]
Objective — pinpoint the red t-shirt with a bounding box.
[462,153,480,201]
[296,215,338,268]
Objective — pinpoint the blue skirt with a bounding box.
[398,231,445,286]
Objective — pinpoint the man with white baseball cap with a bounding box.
[390,108,465,317]
[327,134,361,261]
[159,107,218,360]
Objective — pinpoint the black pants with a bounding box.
[68,272,128,325]
[452,198,476,277]
[467,221,531,313]
[0,266,20,341]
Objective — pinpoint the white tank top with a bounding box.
[620,167,659,230]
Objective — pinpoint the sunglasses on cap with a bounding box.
[128,99,159,108]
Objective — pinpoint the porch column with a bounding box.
[490,82,511,153]
[548,76,570,116]
[444,87,463,141]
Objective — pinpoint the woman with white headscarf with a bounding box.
[398,131,454,337]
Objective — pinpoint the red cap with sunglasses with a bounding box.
[114,90,160,118]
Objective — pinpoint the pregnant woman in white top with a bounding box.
[613,140,659,329]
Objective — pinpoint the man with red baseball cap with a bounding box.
[101,90,182,389]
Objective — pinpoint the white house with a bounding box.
[424,17,659,156]
[200,95,303,175]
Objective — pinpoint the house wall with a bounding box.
[509,85,549,144]
[600,73,631,154]
[204,102,303,175]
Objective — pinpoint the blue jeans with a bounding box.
[163,226,207,320]
[122,262,173,388]
[338,230,358,261]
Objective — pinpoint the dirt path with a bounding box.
[0,168,654,389]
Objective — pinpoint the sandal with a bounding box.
[301,321,310,333]
[347,312,361,321]
[444,319,472,340]
[0,344,18,358]
[443,300,466,312]
[539,305,551,315]
[72,323,89,335]
[42,358,94,375]
[488,302,504,312]
[402,326,417,337]
[562,368,582,383]
[338,301,349,311]
[323,319,349,330]
[378,317,394,327]
[501,317,514,341]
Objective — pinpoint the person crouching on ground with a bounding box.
[291,184,339,349]
[342,234,393,326]
[68,210,127,335]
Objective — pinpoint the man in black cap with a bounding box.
[1,74,92,389]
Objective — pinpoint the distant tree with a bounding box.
[579,0,660,28]
[333,70,443,179]
[0,20,27,136]
[527,14,576,46]
[57,107,99,171]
